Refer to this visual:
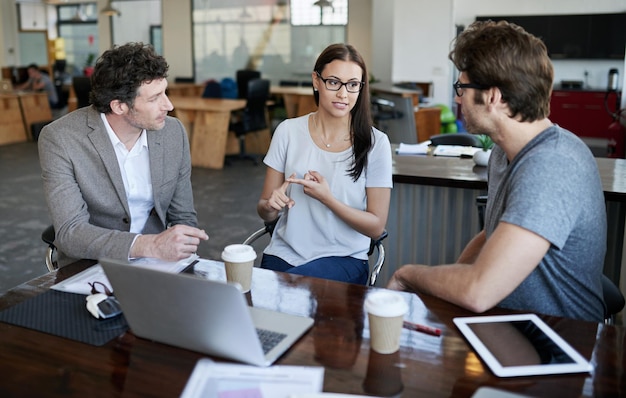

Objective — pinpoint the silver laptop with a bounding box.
[0,79,13,93]
[99,258,314,367]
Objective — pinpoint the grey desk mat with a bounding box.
[0,290,128,346]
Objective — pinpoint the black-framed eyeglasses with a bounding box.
[316,72,364,93]
[453,80,490,97]
[89,281,114,297]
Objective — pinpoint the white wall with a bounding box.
[371,0,626,107]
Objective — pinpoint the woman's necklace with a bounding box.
[312,114,350,148]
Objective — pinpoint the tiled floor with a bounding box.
[0,141,267,294]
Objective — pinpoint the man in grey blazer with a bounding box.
[38,42,208,267]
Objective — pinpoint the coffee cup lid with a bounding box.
[221,244,257,263]
[364,291,408,317]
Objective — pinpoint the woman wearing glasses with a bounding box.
[256,43,392,285]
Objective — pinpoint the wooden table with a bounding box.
[0,93,28,145]
[0,260,623,397]
[17,91,52,141]
[270,85,317,118]
[169,95,246,169]
[387,147,626,293]
[167,82,204,97]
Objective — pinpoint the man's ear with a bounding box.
[109,100,128,115]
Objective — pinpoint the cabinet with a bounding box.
[550,90,624,158]
[18,3,47,31]
[476,13,626,60]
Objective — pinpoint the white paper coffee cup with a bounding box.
[221,244,257,293]
[364,291,409,354]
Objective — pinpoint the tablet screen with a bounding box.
[454,314,592,377]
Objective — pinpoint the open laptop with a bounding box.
[99,258,314,367]
[0,79,13,93]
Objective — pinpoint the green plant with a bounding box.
[84,53,96,68]
[477,134,494,151]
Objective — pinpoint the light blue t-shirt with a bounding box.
[263,114,393,266]
[485,125,606,322]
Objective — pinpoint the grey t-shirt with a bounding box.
[485,125,606,322]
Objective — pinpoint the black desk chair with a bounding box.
[236,69,261,99]
[72,76,92,109]
[227,78,270,165]
[41,225,58,272]
[242,218,389,287]
[430,133,481,147]
[476,195,625,324]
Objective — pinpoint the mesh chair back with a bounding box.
[72,76,92,108]
[236,69,261,99]
[240,78,270,132]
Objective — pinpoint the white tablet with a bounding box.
[453,314,593,377]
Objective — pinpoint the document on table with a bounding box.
[396,141,431,155]
[432,145,481,157]
[50,254,199,295]
[180,359,324,398]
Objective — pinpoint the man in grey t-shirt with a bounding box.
[387,20,606,322]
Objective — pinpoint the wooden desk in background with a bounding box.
[0,260,623,397]
[0,93,28,145]
[169,95,246,169]
[167,82,204,97]
[17,91,52,141]
[0,91,51,145]
[270,85,317,118]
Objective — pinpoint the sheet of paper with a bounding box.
[180,359,324,398]
[50,254,199,295]
[396,141,431,155]
[432,145,481,157]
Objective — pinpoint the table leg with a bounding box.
[190,111,230,169]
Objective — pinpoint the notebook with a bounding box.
[99,258,314,367]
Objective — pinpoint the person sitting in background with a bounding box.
[38,42,208,267]
[387,20,607,322]
[256,43,392,285]
[17,63,58,108]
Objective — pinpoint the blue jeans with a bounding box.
[260,254,369,285]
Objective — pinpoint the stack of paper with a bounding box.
[396,141,431,155]
[432,145,481,157]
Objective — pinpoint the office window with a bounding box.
[56,4,99,77]
[192,0,345,84]
[291,0,348,26]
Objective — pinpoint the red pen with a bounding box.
[403,320,442,337]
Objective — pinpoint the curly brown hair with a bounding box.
[89,42,169,113]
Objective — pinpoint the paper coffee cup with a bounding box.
[364,291,408,354]
[221,244,257,293]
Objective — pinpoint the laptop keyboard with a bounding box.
[256,328,287,354]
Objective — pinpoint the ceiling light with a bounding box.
[100,0,120,17]
[313,0,334,8]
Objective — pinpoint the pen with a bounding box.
[403,320,442,337]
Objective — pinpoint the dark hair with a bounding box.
[449,20,553,122]
[90,42,169,113]
[313,43,373,181]
[26,63,39,71]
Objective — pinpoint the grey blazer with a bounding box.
[38,106,198,267]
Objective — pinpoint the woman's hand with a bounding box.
[266,173,296,212]
[287,170,332,205]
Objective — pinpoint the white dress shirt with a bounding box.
[101,113,154,234]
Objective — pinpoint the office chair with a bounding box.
[41,225,58,272]
[201,80,222,98]
[430,133,481,147]
[242,218,389,287]
[227,78,270,165]
[72,76,92,109]
[236,69,261,99]
[475,195,625,324]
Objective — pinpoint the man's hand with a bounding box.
[131,224,209,261]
